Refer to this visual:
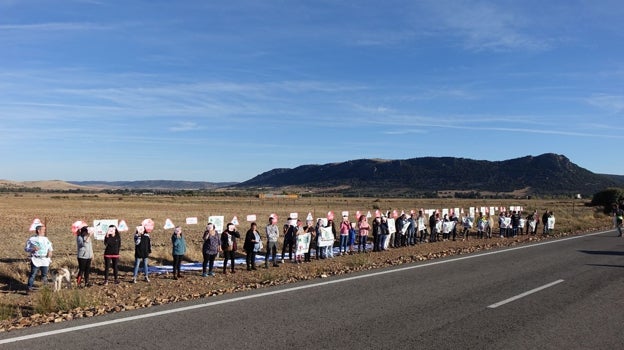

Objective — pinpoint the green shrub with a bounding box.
[591,188,624,213]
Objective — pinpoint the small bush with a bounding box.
[0,304,20,321]
[34,287,91,314]
[34,286,55,314]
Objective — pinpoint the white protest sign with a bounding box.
[231,216,239,226]
[289,212,298,219]
[387,218,396,234]
[443,221,455,234]
[306,212,314,221]
[548,217,555,229]
[118,220,129,232]
[246,214,257,222]
[186,217,198,225]
[29,218,42,232]
[341,211,349,218]
[318,226,334,247]
[93,219,119,241]
[163,218,175,230]
[208,216,224,233]
[296,232,311,255]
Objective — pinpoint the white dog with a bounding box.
[50,267,72,292]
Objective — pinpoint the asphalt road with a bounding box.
[1,229,623,349]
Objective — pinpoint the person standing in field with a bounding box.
[339,215,350,255]
[293,220,305,263]
[511,211,520,237]
[171,226,186,280]
[417,210,428,243]
[429,212,438,242]
[315,218,325,259]
[476,212,486,239]
[406,213,416,245]
[76,225,93,287]
[542,210,549,235]
[221,223,240,274]
[379,216,390,250]
[243,222,261,271]
[304,223,315,262]
[546,211,556,235]
[325,219,337,258]
[202,223,220,277]
[24,224,53,291]
[132,226,151,283]
[486,214,493,239]
[357,215,370,253]
[372,216,382,251]
[281,220,296,263]
[265,216,279,268]
[348,222,357,253]
[104,225,121,285]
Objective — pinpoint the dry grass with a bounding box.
[0,193,613,327]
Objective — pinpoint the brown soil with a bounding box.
[0,226,610,332]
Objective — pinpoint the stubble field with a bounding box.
[0,193,612,331]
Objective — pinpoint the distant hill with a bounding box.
[69,180,236,190]
[236,153,619,197]
[599,174,624,187]
[0,180,91,191]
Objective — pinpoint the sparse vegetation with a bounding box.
[0,192,614,331]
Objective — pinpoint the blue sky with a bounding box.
[1,0,623,182]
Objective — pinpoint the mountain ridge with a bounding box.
[235,153,623,196]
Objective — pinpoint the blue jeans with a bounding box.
[380,234,388,250]
[339,235,348,253]
[358,235,367,252]
[27,263,48,289]
[133,257,149,278]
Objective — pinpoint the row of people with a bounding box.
[25,209,557,289]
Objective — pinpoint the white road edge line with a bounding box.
[487,279,565,309]
[0,229,612,345]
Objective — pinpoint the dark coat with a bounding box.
[104,234,121,256]
[243,229,260,252]
[134,233,151,259]
[221,230,241,251]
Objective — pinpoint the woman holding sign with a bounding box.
[24,224,53,291]
[171,227,186,280]
[132,226,151,283]
[357,215,370,253]
[76,226,93,287]
[103,225,121,285]
[243,222,261,271]
[221,223,240,274]
[202,223,220,277]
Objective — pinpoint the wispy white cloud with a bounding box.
[0,22,112,31]
[586,94,624,114]
[422,1,549,51]
[170,122,199,132]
